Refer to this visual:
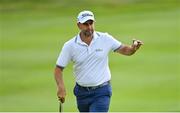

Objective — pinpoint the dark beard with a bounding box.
[82,30,93,37]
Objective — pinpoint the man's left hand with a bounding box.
[132,39,144,50]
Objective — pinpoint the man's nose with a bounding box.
[86,24,92,29]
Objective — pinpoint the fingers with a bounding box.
[58,96,65,103]
[57,87,66,103]
[57,93,66,103]
[133,39,144,45]
[132,39,143,50]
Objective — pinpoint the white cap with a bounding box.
[77,10,95,23]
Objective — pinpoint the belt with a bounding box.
[76,81,110,90]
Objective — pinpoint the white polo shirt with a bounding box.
[56,31,122,86]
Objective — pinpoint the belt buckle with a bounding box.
[91,86,97,90]
[86,87,91,91]
[86,86,96,90]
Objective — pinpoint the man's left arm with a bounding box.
[115,39,143,56]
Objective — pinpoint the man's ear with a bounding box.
[77,23,80,28]
[77,23,81,29]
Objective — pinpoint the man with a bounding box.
[54,10,143,112]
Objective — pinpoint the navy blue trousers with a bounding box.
[73,83,112,112]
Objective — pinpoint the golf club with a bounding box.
[59,101,63,113]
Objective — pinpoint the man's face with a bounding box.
[78,20,94,37]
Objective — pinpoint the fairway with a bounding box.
[0,0,179,112]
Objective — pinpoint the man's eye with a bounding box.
[83,22,93,25]
[83,23,88,25]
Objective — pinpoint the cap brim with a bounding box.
[78,16,95,23]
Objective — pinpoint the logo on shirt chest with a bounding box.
[95,48,103,52]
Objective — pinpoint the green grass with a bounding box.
[0,0,179,112]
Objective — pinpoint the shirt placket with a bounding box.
[87,46,92,54]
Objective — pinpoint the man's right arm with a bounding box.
[54,66,66,103]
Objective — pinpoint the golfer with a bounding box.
[54,10,143,112]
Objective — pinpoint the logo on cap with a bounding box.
[81,13,93,18]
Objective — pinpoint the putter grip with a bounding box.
[59,101,62,113]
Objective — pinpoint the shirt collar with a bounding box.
[76,31,98,45]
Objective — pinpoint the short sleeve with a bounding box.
[56,43,72,67]
[105,33,122,52]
